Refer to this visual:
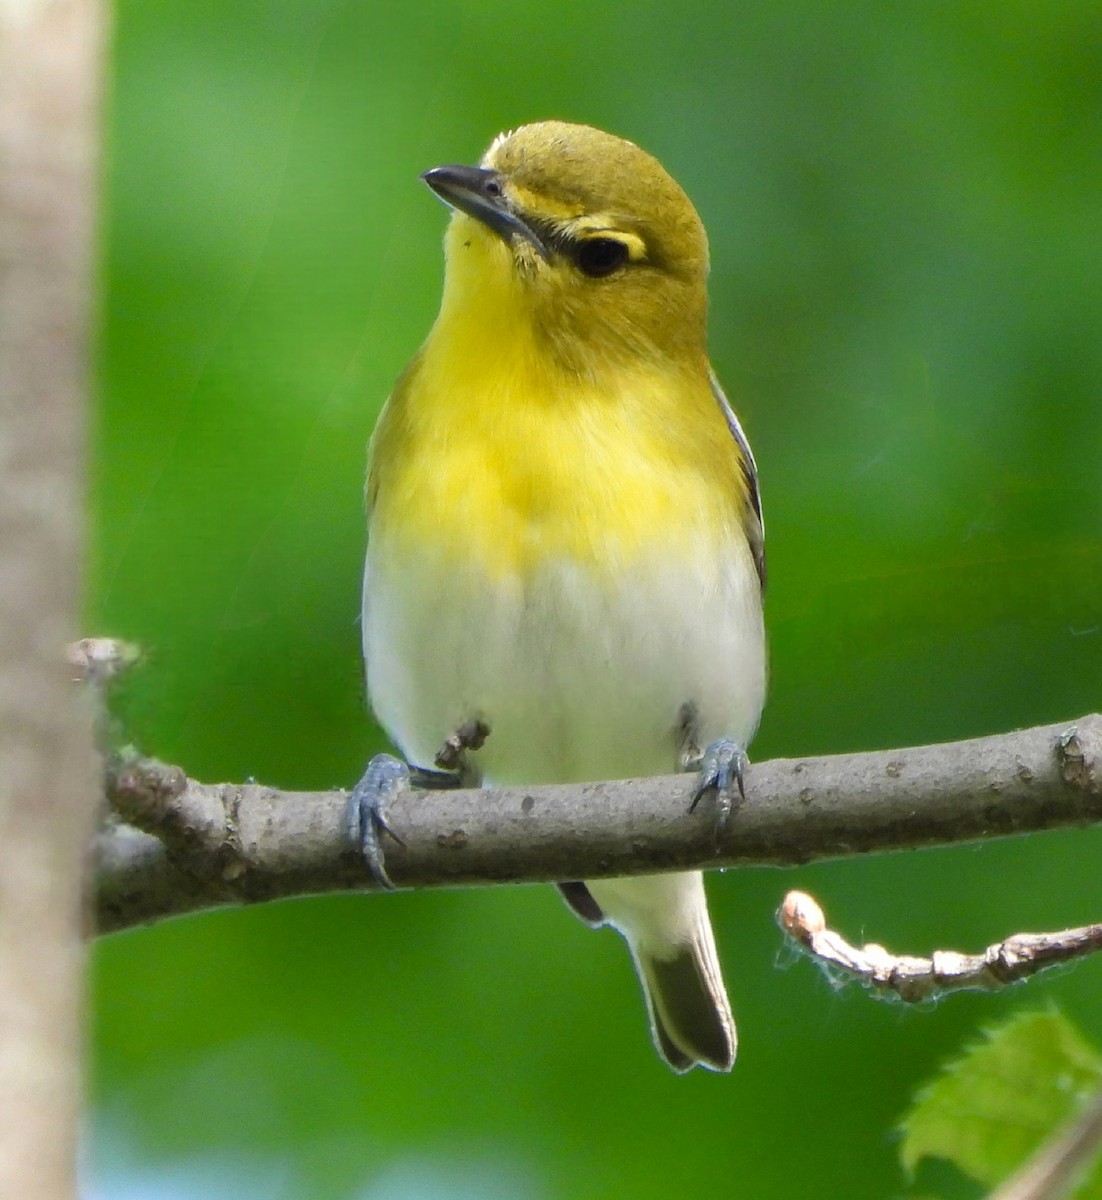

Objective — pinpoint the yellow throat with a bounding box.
[368,122,753,580]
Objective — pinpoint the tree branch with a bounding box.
[95,714,1102,935]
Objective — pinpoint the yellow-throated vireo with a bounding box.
[353,121,766,1073]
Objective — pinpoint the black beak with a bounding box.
[422,164,549,260]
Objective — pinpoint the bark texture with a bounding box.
[0,0,105,1193]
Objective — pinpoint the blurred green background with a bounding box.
[88,2,1102,1197]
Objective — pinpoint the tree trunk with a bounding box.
[0,0,106,1194]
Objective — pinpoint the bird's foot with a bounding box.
[347,754,410,890]
[349,735,475,887]
[688,738,748,843]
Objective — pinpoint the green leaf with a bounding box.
[901,1011,1102,1195]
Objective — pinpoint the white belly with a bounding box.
[363,536,765,785]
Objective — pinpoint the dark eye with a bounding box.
[575,237,629,278]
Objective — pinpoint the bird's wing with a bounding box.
[365,351,425,517]
[709,369,765,591]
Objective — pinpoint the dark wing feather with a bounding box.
[709,369,765,591]
[556,881,605,928]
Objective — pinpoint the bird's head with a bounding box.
[423,121,710,374]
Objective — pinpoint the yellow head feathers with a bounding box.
[424,121,711,370]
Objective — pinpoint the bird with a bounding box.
[353,120,766,1072]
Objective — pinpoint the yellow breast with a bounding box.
[369,332,747,581]
[368,214,749,579]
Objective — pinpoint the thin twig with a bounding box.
[93,714,1102,934]
[66,638,141,685]
[988,1086,1102,1200]
[778,890,1102,1003]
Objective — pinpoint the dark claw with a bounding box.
[348,753,410,890]
[689,738,748,844]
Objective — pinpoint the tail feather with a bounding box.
[584,871,736,1072]
[651,1004,696,1074]
[637,932,736,1073]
